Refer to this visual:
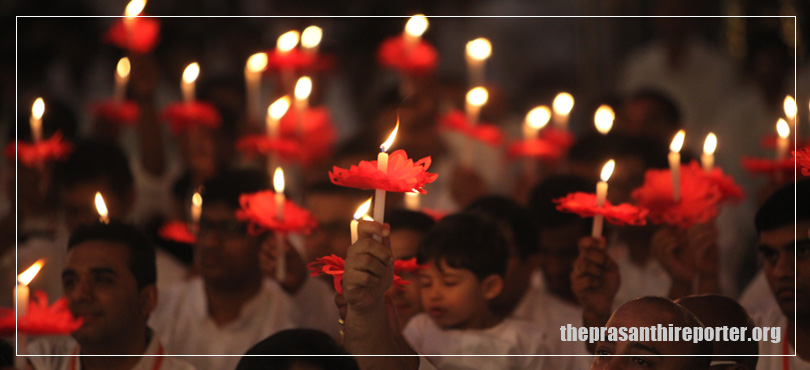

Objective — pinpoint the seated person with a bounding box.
[404,213,552,369]
[750,179,810,369]
[235,328,359,370]
[591,296,712,370]
[27,221,194,370]
[676,294,758,370]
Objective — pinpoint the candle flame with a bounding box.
[381,120,399,152]
[466,87,488,107]
[182,62,199,84]
[246,52,268,73]
[301,26,323,49]
[405,15,429,38]
[32,98,45,120]
[776,118,790,138]
[94,192,109,221]
[124,0,146,17]
[466,38,492,61]
[670,130,685,153]
[703,133,717,155]
[116,57,131,79]
[192,191,203,208]
[18,260,45,286]
[600,159,615,182]
[269,96,291,120]
[295,77,313,100]
[526,106,551,129]
[353,198,373,220]
[552,92,574,115]
[784,95,797,119]
[594,105,614,135]
[273,167,285,194]
[277,31,300,52]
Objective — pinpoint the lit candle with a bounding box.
[594,105,614,135]
[522,106,551,179]
[181,62,199,104]
[784,95,797,130]
[30,98,45,144]
[552,92,574,130]
[351,198,373,244]
[294,76,312,138]
[123,0,145,44]
[404,192,420,211]
[669,130,685,202]
[403,15,428,50]
[113,57,131,104]
[301,26,322,55]
[273,167,286,280]
[702,133,717,172]
[266,96,291,170]
[465,38,491,88]
[592,159,615,238]
[463,87,488,167]
[95,192,110,224]
[776,118,790,161]
[190,190,202,235]
[373,122,399,241]
[245,52,268,121]
[16,260,44,318]
[276,30,299,92]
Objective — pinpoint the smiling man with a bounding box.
[27,221,194,370]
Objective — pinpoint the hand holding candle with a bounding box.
[668,130,685,202]
[95,192,110,224]
[114,57,131,104]
[351,198,372,244]
[30,98,45,144]
[702,133,717,172]
[465,38,491,88]
[373,122,399,241]
[181,62,199,104]
[592,160,615,238]
[552,92,574,130]
[594,105,614,135]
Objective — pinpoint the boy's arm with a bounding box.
[343,220,420,370]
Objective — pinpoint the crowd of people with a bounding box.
[4,3,809,370]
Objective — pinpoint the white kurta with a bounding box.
[755,309,810,370]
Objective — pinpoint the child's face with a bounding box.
[419,259,496,330]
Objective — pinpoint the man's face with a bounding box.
[62,240,151,347]
[759,220,810,318]
[304,193,358,259]
[592,300,701,370]
[388,229,424,327]
[61,181,129,233]
[539,222,582,302]
[419,259,494,330]
[195,202,262,286]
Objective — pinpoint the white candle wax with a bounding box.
[591,181,608,238]
[15,284,28,318]
[373,151,388,242]
[701,153,714,172]
[404,192,420,211]
[669,152,681,202]
[350,219,359,244]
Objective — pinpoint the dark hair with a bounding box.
[67,221,156,289]
[465,195,539,260]
[627,88,682,127]
[201,169,269,210]
[387,209,436,234]
[54,140,133,201]
[755,179,810,233]
[529,175,592,230]
[417,213,509,279]
[236,329,359,370]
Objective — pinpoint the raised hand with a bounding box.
[259,234,308,294]
[343,220,394,313]
[571,236,619,328]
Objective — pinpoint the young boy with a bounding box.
[402,213,552,369]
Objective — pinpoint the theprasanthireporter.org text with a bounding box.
[561,324,782,344]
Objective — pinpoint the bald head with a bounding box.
[677,295,757,369]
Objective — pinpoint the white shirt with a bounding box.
[740,270,779,319]
[27,332,195,370]
[609,243,672,308]
[755,310,810,370]
[403,313,555,369]
[149,276,339,370]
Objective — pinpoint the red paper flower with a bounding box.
[235,135,302,162]
[631,166,722,228]
[794,147,810,176]
[538,127,575,151]
[159,220,196,244]
[160,102,222,135]
[307,254,410,295]
[506,139,565,161]
[741,157,795,175]
[554,192,648,226]
[377,35,438,76]
[4,132,73,168]
[329,149,439,194]
[439,110,505,147]
[265,49,333,74]
[279,107,337,167]
[236,191,318,235]
[685,162,744,202]
[760,135,810,150]
[0,291,83,336]
[394,258,426,274]
[421,208,448,222]
[103,17,160,54]
[90,100,140,124]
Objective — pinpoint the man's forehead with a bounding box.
[760,221,810,247]
[66,240,130,269]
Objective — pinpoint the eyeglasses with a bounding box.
[198,219,250,239]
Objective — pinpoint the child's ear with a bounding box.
[481,274,504,301]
